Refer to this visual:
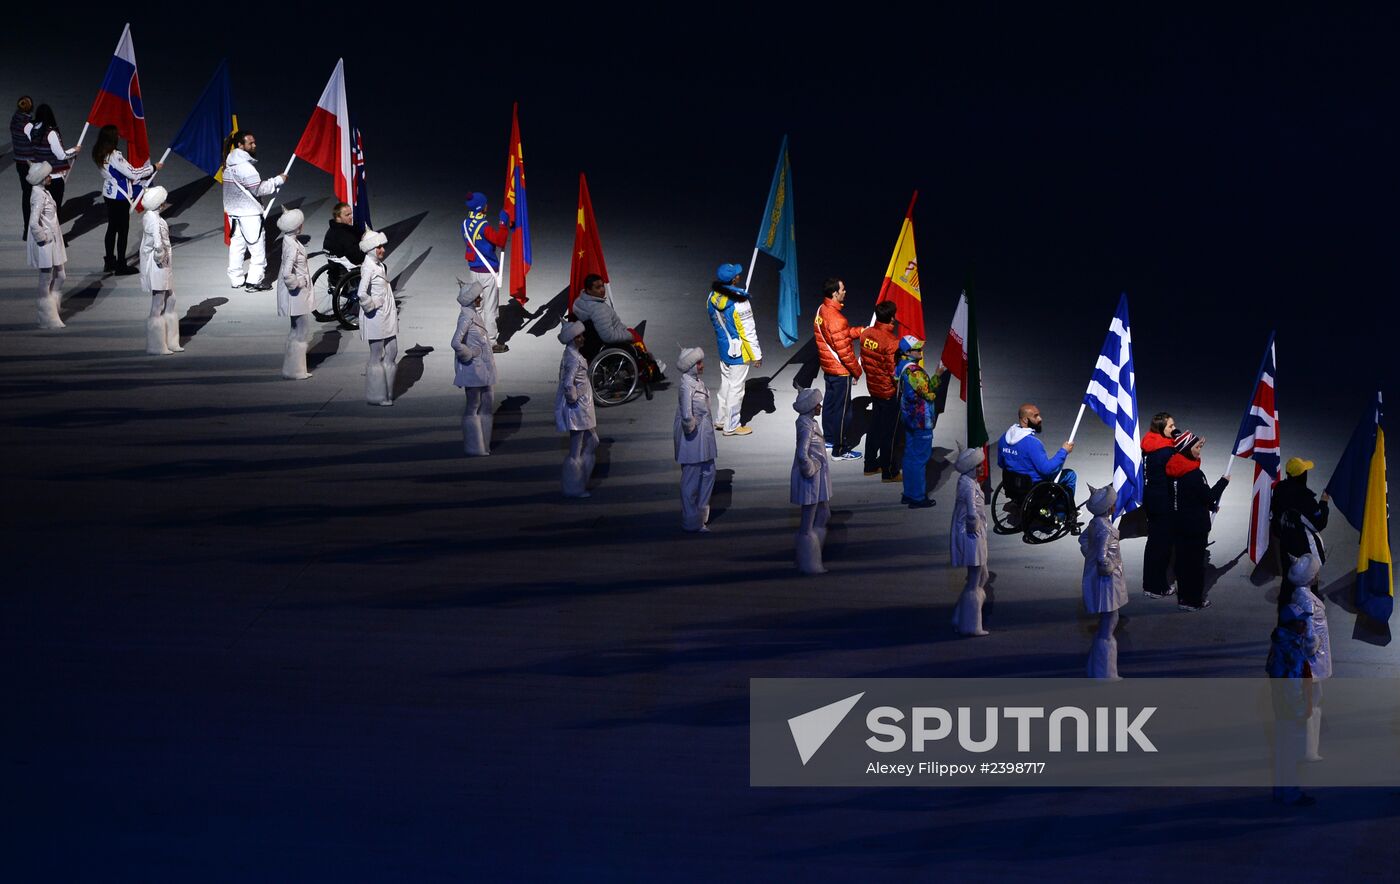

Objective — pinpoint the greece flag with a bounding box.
[1084,293,1143,518]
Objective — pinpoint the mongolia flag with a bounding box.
[293,59,353,210]
[1326,392,1392,625]
[940,287,990,482]
[1083,293,1143,518]
[874,192,924,341]
[568,173,608,311]
[1231,333,1280,563]
[754,135,800,346]
[88,23,150,165]
[351,120,371,231]
[502,102,531,305]
[170,59,236,178]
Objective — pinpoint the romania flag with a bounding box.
[1327,392,1392,625]
[874,192,924,341]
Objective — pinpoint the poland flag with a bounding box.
[294,59,352,212]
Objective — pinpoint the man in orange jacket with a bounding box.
[813,278,866,459]
[859,300,902,479]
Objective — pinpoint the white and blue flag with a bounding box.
[1083,293,1143,518]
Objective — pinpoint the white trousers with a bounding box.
[716,362,749,431]
[680,461,716,531]
[227,214,266,286]
[472,268,501,343]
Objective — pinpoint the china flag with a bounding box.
[568,173,609,310]
[874,191,925,341]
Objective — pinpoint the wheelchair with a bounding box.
[990,470,1079,544]
[576,321,658,407]
[308,251,363,331]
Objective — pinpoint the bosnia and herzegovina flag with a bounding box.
[568,173,608,311]
[1327,391,1392,625]
[755,135,800,347]
[502,102,531,305]
[88,23,150,165]
[875,192,925,341]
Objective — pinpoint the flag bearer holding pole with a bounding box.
[222,131,288,291]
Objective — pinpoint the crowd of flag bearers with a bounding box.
[10,26,1393,795]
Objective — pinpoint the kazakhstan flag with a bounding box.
[1327,392,1392,624]
[755,135,799,347]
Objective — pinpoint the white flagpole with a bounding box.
[1053,402,1088,485]
[260,155,297,217]
[74,122,90,152]
[129,147,173,214]
[743,246,759,290]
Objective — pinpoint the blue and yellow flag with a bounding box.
[170,60,236,178]
[755,135,799,346]
[1327,391,1392,624]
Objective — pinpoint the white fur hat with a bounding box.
[276,208,304,234]
[457,277,484,307]
[141,186,168,212]
[954,446,985,475]
[1086,483,1117,516]
[1287,553,1321,588]
[558,321,586,344]
[793,388,822,414]
[26,162,52,186]
[359,227,387,252]
[677,347,704,373]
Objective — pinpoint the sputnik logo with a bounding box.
[787,692,864,765]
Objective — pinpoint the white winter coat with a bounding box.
[1080,515,1128,613]
[138,210,172,291]
[452,304,497,388]
[26,187,65,269]
[570,293,631,344]
[221,149,282,216]
[555,345,596,432]
[674,371,718,464]
[950,473,989,567]
[357,254,398,341]
[100,149,154,200]
[1291,586,1333,680]
[276,235,312,317]
[790,413,832,505]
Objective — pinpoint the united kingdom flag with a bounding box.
[1232,332,1280,563]
[351,122,371,232]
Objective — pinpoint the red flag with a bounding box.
[293,59,352,210]
[501,103,531,305]
[88,24,150,165]
[569,173,609,310]
[874,192,925,341]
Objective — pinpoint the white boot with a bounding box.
[282,340,312,379]
[365,361,386,404]
[146,316,172,355]
[562,457,590,498]
[796,531,827,575]
[1305,704,1323,761]
[37,291,65,329]
[952,587,989,637]
[382,360,397,406]
[164,307,184,352]
[480,411,494,455]
[462,415,487,456]
[1087,636,1122,680]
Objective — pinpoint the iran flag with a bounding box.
[293,59,352,211]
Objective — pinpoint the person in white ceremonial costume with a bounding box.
[26,161,66,330]
[357,228,397,405]
[791,388,831,574]
[276,209,314,379]
[674,347,717,532]
[950,446,990,636]
[452,278,498,456]
[555,321,598,498]
[1081,484,1128,679]
[138,186,181,355]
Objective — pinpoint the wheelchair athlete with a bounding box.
[570,274,666,382]
[996,403,1081,535]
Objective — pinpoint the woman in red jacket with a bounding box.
[1167,431,1230,611]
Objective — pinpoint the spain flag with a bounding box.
[875,192,924,341]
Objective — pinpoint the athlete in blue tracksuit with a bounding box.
[996,403,1078,496]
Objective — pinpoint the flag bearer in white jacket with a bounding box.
[950,447,990,636]
[555,321,598,498]
[452,279,498,456]
[276,209,313,379]
[222,132,287,291]
[357,229,397,405]
[138,186,182,354]
[674,348,717,532]
[26,162,66,329]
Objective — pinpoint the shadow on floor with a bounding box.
[491,395,529,449]
[392,344,433,399]
[178,297,230,346]
[162,177,215,221]
[307,328,343,372]
[57,274,108,321]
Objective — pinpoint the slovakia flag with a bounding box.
[88,23,150,165]
[293,59,353,213]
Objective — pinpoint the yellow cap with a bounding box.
[1285,456,1315,477]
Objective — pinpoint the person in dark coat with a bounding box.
[1270,456,1330,614]
[1167,431,1230,610]
[1140,411,1179,598]
[12,95,35,239]
[321,202,364,289]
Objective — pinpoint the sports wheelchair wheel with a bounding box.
[310,262,338,324]
[590,346,640,407]
[331,268,363,331]
[989,481,1023,535]
[1021,481,1075,545]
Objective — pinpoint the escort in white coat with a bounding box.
[674,348,717,532]
[276,209,314,379]
[791,388,831,574]
[138,186,182,355]
[950,447,991,636]
[26,162,66,329]
[222,145,285,288]
[1081,484,1128,679]
[1287,539,1330,762]
[357,229,398,405]
[556,322,598,498]
[453,279,498,456]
